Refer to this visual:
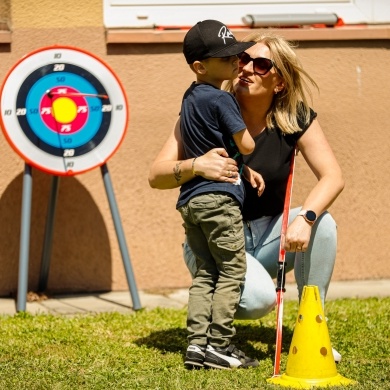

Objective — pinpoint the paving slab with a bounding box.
[0,298,18,316]
[326,279,390,299]
[0,279,388,316]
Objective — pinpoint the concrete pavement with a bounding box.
[0,279,389,316]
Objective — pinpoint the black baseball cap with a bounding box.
[183,20,255,64]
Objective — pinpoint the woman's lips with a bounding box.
[238,75,252,85]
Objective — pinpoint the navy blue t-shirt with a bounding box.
[176,82,247,209]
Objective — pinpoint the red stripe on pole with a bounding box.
[272,147,297,377]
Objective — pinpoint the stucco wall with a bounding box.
[0,0,10,18]
[0,0,389,297]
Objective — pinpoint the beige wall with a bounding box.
[0,0,10,18]
[0,0,389,297]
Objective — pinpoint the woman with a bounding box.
[149,32,344,360]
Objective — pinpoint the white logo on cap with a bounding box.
[218,26,234,44]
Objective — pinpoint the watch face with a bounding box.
[306,210,317,222]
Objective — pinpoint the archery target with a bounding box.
[0,45,128,176]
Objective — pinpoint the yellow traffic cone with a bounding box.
[267,285,356,388]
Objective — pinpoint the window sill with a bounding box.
[0,31,11,43]
[106,24,390,44]
[0,23,11,43]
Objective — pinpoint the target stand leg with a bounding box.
[16,164,33,312]
[38,176,60,292]
[101,163,142,311]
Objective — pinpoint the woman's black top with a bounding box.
[242,108,317,221]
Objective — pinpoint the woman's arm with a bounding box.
[298,119,345,213]
[284,119,345,251]
[148,117,240,189]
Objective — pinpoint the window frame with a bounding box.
[103,0,390,28]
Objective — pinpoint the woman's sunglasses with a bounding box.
[238,52,276,75]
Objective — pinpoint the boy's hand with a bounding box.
[243,165,265,196]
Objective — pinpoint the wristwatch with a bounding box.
[298,209,317,225]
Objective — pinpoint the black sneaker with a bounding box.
[204,344,259,369]
[184,344,206,369]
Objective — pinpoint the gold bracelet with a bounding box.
[191,157,198,176]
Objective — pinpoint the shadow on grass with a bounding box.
[134,322,294,361]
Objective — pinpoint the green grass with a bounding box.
[0,298,389,389]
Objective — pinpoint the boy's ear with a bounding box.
[192,60,207,75]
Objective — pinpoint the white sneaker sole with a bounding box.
[332,347,342,363]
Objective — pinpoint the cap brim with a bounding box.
[209,41,255,58]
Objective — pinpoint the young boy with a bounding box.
[177,20,258,370]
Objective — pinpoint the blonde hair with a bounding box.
[225,32,319,135]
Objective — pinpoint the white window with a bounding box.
[104,0,390,29]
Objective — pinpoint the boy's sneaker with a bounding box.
[204,344,259,369]
[332,347,342,363]
[184,344,206,369]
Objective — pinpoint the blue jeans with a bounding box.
[178,193,246,347]
[183,207,337,320]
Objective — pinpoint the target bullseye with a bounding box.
[41,87,89,134]
[51,97,78,123]
[0,45,128,176]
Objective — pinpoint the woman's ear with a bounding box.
[274,80,285,94]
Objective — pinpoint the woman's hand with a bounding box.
[283,217,312,252]
[195,148,239,183]
[149,117,241,189]
[242,165,265,196]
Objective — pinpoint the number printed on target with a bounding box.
[0,45,128,176]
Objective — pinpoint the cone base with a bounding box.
[267,373,356,388]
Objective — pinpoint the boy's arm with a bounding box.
[232,128,255,155]
[242,165,265,196]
